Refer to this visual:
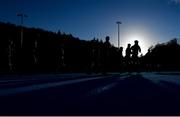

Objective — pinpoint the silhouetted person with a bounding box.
[131,40,141,60]
[57,44,65,72]
[119,47,124,72]
[143,48,158,72]
[104,36,111,47]
[8,39,15,72]
[33,34,41,69]
[119,47,123,58]
[144,49,151,71]
[103,36,111,74]
[131,40,141,72]
[125,44,131,59]
[89,39,99,73]
[125,44,132,72]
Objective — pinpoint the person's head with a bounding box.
[127,43,131,48]
[120,47,123,51]
[105,36,110,42]
[134,40,139,45]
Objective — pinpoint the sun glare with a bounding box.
[122,33,151,56]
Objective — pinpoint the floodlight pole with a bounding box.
[116,21,122,48]
[17,13,28,48]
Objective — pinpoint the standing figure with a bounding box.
[125,43,132,72]
[131,40,141,71]
[89,39,98,73]
[119,47,124,72]
[57,44,65,72]
[103,36,111,74]
[125,44,131,59]
[8,39,15,72]
[131,40,141,60]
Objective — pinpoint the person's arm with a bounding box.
[139,46,141,53]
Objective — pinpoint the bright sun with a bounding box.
[122,33,150,56]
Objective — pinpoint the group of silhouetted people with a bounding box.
[88,36,142,74]
[124,40,141,72]
[118,40,142,72]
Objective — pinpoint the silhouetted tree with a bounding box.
[143,38,180,71]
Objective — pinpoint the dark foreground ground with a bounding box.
[0,72,180,116]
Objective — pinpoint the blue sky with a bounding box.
[0,0,180,54]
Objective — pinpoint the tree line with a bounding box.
[0,22,180,74]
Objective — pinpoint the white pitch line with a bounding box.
[0,75,115,96]
[141,72,180,85]
[86,82,119,97]
[0,73,94,84]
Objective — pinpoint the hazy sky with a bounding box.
[0,0,180,54]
